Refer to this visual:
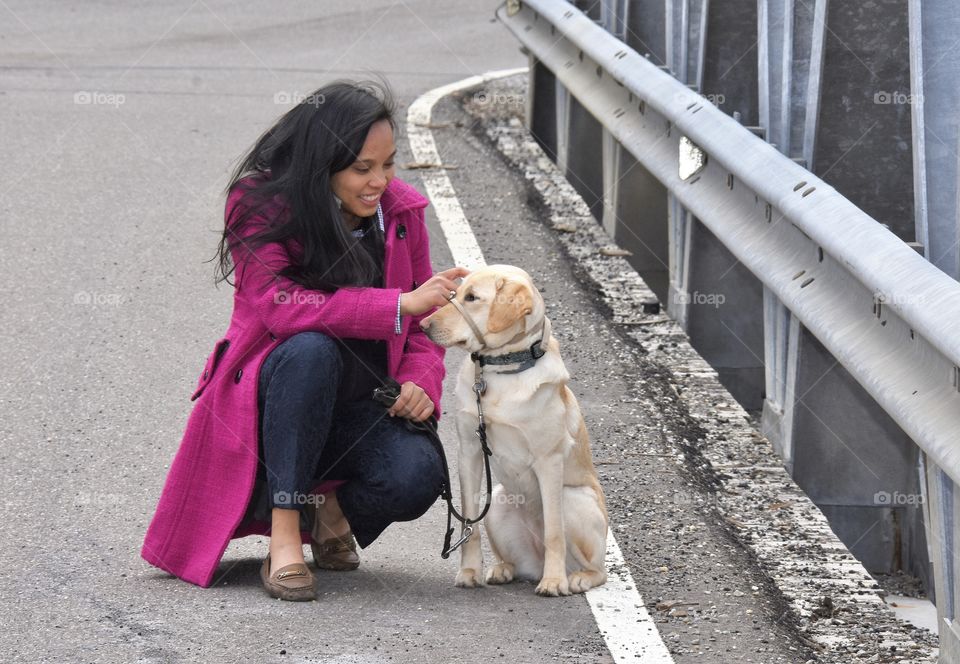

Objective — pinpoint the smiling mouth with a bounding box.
[360,193,381,205]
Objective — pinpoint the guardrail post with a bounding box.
[698,0,757,124]
[925,465,960,657]
[666,0,765,408]
[527,57,558,162]
[909,0,960,644]
[679,217,766,409]
[602,134,671,301]
[570,0,601,21]
[665,0,708,87]
[623,0,667,66]
[908,0,960,280]
[788,327,929,578]
[812,0,914,240]
[751,0,934,586]
[557,85,604,222]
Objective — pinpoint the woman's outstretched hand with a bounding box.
[399,267,470,317]
[387,381,434,422]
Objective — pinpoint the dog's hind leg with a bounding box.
[563,485,608,594]
[485,484,543,584]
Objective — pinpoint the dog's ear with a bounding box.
[487,280,534,334]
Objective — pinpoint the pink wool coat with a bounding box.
[141,176,445,588]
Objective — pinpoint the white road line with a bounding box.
[408,70,675,664]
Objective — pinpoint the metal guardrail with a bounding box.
[499,0,960,657]
[498,0,960,487]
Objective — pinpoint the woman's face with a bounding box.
[331,118,396,222]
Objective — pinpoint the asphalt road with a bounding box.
[0,2,819,663]
[0,2,598,662]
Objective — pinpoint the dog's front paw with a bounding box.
[455,568,484,588]
[535,576,571,597]
[485,563,515,585]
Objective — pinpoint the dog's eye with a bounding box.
[464,293,478,302]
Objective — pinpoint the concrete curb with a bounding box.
[455,76,939,664]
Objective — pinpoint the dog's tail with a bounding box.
[569,544,592,571]
[567,530,606,573]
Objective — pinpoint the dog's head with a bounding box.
[420,265,545,352]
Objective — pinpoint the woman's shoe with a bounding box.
[311,532,360,571]
[259,556,316,601]
[305,501,360,571]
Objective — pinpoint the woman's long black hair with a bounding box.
[212,78,397,291]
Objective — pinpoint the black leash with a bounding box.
[372,378,493,559]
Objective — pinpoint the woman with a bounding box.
[141,79,468,601]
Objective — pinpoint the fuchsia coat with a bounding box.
[141,177,445,588]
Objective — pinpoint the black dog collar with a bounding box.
[471,339,546,375]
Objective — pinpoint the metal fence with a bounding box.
[498,0,960,658]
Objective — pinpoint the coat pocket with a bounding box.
[190,338,231,401]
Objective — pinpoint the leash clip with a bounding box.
[447,525,474,554]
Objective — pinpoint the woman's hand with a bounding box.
[387,381,435,422]
[399,267,470,317]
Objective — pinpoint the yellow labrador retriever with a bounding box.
[420,265,608,596]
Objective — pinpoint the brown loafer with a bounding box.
[259,556,316,601]
[305,500,360,571]
[311,532,360,571]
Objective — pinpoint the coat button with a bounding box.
[234,368,243,383]
[203,369,208,379]
[269,333,277,341]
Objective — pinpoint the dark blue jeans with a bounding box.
[254,331,444,548]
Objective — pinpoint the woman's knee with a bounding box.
[266,331,342,378]
[375,434,445,521]
[279,331,340,365]
[258,332,343,418]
